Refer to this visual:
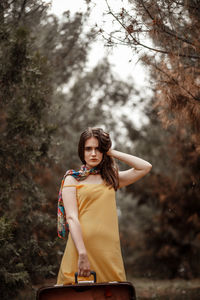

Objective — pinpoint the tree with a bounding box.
[102,0,200,139]
[0,1,58,297]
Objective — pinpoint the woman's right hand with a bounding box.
[78,253,91,277]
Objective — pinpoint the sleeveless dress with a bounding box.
[57,183,126,284]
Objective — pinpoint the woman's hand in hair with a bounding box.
[106,148,113,156]
[106,149,152,187]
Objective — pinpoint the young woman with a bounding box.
[57,127,152,284]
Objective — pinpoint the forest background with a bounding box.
[0,0,200,299]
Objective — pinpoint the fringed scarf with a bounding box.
[57,165,100,238]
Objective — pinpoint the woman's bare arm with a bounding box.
[107,149,152,188]
[62,175,90,277]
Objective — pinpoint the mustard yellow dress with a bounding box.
[57,183,126,284]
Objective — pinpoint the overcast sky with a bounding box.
[46,0,150,128]
[47,0,149,84]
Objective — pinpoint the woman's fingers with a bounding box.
[83,271,90,277]
[78,271,91,277]
[78,266,90,277]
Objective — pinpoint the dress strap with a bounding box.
[62,184,84,189]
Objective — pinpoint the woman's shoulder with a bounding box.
[64,170,78,185]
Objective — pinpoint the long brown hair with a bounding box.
[78,127,119,190]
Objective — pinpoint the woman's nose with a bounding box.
[91,149,96,156]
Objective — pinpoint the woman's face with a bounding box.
[84,137,103,169]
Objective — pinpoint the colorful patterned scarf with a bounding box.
[57,165,100,238]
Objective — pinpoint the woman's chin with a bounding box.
[86,161,99,168]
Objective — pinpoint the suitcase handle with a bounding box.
[75,271,96,284]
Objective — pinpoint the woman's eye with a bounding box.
[85,147,101,151]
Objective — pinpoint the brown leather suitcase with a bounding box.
[36,272,136,300]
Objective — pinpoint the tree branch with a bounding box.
[139,0,195,47]
[104,0,200,60]
[152,64,200,102]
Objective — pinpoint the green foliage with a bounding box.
[0,217,30,298]
[0,1,57,298]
